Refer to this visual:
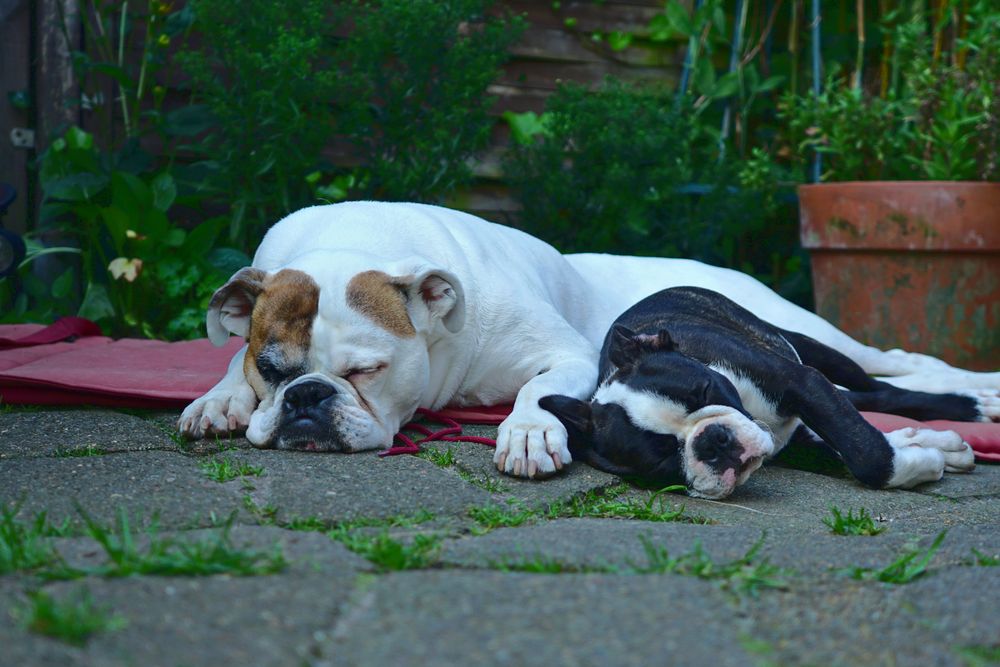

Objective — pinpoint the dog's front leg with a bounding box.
[178,345,258,439]
[494,356,598,479]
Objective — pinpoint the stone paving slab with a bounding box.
[1,527,369,667]
[420,436,620,510]
[749,568,1000,667]
[0,410,176,458]
[0,451,243,529]
[52,525,372,575]
[232,448,496,524]
[316,571,755,667]
[626,465,1000,534]
[439,518,1000,576]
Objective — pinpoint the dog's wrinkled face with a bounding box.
[206,256,464,452]
[540,326,773,499]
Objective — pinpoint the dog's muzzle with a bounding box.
[276,379,344,451]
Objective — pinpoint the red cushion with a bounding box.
[0,323,997,461]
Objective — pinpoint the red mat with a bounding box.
[1,319,997,461]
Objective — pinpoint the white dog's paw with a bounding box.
[960,389,1000,422]
[494,407,572,479]
[884,427,974,488]
[178,384,257,439]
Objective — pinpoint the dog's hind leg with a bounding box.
[779,365,974,488]
[782,330,998,422]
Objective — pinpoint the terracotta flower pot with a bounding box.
[799,181,1000,371]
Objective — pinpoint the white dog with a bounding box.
[179,202,999,478]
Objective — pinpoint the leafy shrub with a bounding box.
[339,0,524,202]
[8,127,247,339]
[783,1,1000,182]
[505,81,809,304]
[178,0,340,242]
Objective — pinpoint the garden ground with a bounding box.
[1,407,999,666]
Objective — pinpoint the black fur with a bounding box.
[543,286,980,490]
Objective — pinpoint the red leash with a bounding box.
[379,408,497,457]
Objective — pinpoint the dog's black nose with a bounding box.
[693,423,736,464]
[283,381,336,411]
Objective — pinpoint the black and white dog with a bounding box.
[540,287,982,499]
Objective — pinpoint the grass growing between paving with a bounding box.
[53,444,106,458]
[1,505,73,577]
[417,445,508,493]
[823,507,886,536]
[485,533,789,595]
[469,484,709,535]
[1,503,286,579]
[958,645,1000,667]
[970,549,999,567]
[200,456,265,483]
[847,530,946,585]
[631,534,788,595]
[15,588,125,646]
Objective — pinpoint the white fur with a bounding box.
[178,202,997,477]
[594,380,774,499]
[885,427,975,488]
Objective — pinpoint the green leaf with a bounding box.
[78,283,116,322]
[710,71,740,100]
[607,31,633,51]
[503,111,551,145]
[754,75,786,93]
[65,127,94,151]
[207,248,252,276]
[663,3,694,37]
[51,268,75,300]
[151,172,177,212]
[162,105,215,137]
[693,57,716,96]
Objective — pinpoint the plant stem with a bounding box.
[117,1,132,138]
[854,0,865,90]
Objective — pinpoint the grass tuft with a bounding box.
[78,507,286,577]
[848,530,947,584]
[631,534,788,595]
[970,548,1000,567]
[17,588,125,646]
[0,504,74,578]
[331,530,441,572]
[200,456,264,483]
[823,507,886,536]
[488,554,616,574]
[53,444,105,458]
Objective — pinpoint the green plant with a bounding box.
[548,484,704,524]
[631,534,788,595]
[331,530,441,572]
[179,0,340,242]
[488,555,615,574]
[16,588,126,646]
[339,0,524,202]
[783,1,1000,182]
[848,530,947,584]
[78,508,286,577]
[468,504,537,534]
[823,507,886,536]
[505,80,810,305]
[970,548,999,567]
[199,456,264,483]
[0,505,72,577]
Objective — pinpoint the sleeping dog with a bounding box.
[540,287,980,499]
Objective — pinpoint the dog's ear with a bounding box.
[608,324,641,369]
[538,395,593,444]
[206,267,266,345]
[402,268,466,334]
[634,328,676,351]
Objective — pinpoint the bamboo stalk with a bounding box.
[789,0,799,97]
[879,0,891,98]
[854,0,865,90]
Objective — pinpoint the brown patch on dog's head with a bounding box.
[346,270,416,338]
[244,269,320,395]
